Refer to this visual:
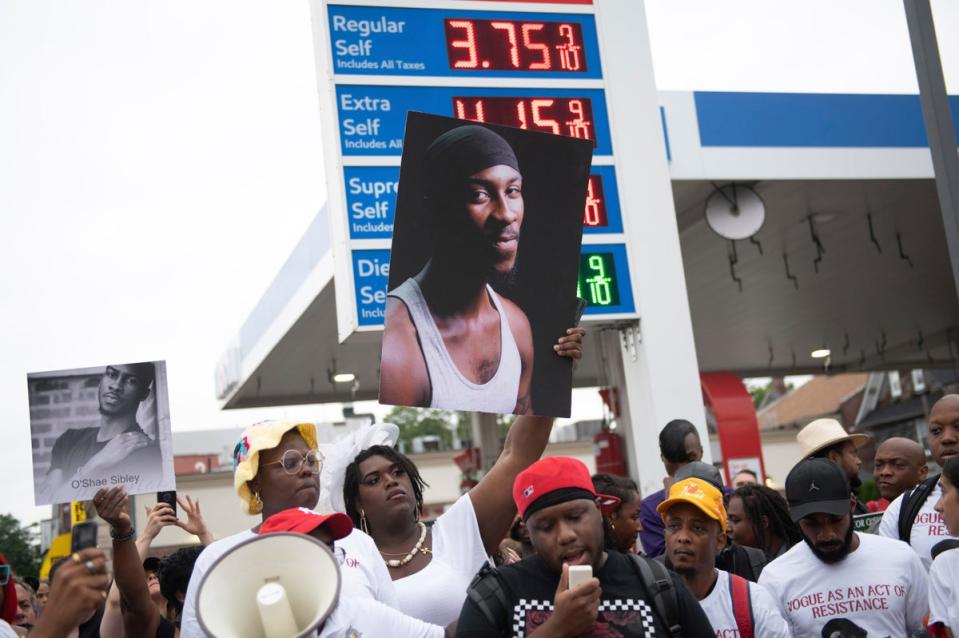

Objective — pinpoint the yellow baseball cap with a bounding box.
[657,477,727,524]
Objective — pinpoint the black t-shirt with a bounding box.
[78,605,103,638]
[455,551,714,637]
[155,617,176,638]
[49,424,160,477]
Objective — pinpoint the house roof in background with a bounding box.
[758,373,868,431]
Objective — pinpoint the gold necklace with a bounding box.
[380,522,432,568]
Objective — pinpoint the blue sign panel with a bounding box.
[352,244,633,327]
[583,165,623,235]
[352,249,391,326]
[327,4,602,79]
[578,243,634,315]
[336,85,612,156]
[343,167,400,239]
[344,165,620,239]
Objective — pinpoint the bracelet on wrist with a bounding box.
[110,526,136,542]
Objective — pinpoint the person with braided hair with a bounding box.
[591,473,642,553]
[728,484,802,560]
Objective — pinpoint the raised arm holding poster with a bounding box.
[28,360,175,505]
[379,112,592,417]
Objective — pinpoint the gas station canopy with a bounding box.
[216,90,959,409]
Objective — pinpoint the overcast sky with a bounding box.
[1,1,957,527]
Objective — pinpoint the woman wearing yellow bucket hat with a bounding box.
[178,420,406,638]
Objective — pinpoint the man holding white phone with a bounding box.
[455,457,713,637]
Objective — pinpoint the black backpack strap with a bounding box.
[630,554,682,638]
[466,562,511,636]
[898,474,940,542]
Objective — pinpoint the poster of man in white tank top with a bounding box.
[380,112,592,417]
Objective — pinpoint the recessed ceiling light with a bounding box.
[332,373,356,383]
[810,349,831,359]
[811,212,838,224]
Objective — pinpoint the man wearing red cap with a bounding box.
[259,508,446,638]
[455,457,713,637]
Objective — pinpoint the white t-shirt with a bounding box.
[0,620,17,638]
[394,493,490,626]
[699,569,790,638]
[180,527,398,638]
[759,532,928,637]
[879,481,958,570]
[321,598,443,638]
[929,547,959,632]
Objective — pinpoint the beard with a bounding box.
[488,253,520,292]
[849,474,862,491]
[803,521,855,564]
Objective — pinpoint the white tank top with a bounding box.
[388,278,521,413]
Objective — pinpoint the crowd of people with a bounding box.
[3,375,958,636]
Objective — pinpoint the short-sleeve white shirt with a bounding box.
[700,570,791,638]
[878,481,958,570]
[929,547,959,632]
[321,598,443,638]
[180,527,398,638]
[759,532,928,637]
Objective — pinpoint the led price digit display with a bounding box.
[577,252,619,307]
[445,19,586,72]
[583,175,607,228]
[453,96,596,145]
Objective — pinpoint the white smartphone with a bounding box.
[568,565,592,590]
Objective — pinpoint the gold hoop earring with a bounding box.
[252,492,263,514]
[607,517,616,533]
[360,509,370,535]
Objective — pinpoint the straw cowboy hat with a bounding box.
[797,418,871,459]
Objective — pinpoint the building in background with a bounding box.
[755,373,868,483]
[854,367,959,473]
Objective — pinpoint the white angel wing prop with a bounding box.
[318,422,400,513]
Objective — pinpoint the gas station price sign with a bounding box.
[343,164,623,240]
[454,96,597,146]
[327,5,603,79]
[577,245,634,315]
[444,18,586,72]
[334,85,613,156]
[317,0,641,334]
[352,245,636,327]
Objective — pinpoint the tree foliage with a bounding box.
[0,513,42,579]
[385,406,463,451]
[749,379,795,409]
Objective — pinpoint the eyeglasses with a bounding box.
[0,565,9,586]
[261,449,323,475]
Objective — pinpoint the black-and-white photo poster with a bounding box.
[28,360,175,505]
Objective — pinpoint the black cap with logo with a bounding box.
[785,458,851,522]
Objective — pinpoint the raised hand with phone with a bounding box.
[142,492,214,546]
[94,487,214,638]
[94,486,171,638]
[29,548,110,638]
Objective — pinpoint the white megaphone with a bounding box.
[196,532,340,638]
